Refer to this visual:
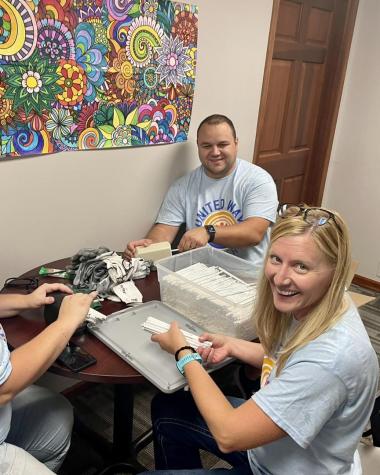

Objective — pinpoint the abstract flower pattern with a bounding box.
[0,0,198,158]
[156,34,191,87]
[21,71,42,93]
[108,48,136,100]
[98,106,151,148]
[2,50,61,116]
[46,108,74,140]
[37,18,75,62]
[142,0,159,17]
[171,7,197,46]
[75,22,107,102]
[57,59,88,107]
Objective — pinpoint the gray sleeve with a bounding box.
[243,171,278,223]
[155,178,187,226]
[253,361,347,449]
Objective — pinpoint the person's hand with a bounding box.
[57,291,97,329]
[178,227,209,252]
[26,283,73,309]
[151,321,187,355]
[123,239,153,259]
[197,332,232,364]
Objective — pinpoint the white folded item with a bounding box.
[113,280,143,304]
[86,307,107,324]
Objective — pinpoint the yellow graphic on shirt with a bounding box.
[204,211,237,227]
[261,355,277,388]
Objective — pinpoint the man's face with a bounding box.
[197,122,238,179]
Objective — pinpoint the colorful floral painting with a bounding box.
[0,0,198,158]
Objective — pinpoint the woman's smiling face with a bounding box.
[265,233,334,320]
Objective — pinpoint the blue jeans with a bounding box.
[144,390,252,474]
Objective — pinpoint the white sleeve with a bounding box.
[242,171,278,223]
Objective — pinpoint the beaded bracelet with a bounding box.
[174,345,195,361]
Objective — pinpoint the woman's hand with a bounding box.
[26,283,73,308]
[198,332,232,364]
[151,321,187,355]
[57,291,97,329]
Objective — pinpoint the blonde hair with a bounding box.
[255,208,351,375]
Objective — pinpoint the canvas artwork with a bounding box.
[0,0,198,158]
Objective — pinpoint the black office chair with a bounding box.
[362,396,380,447]
[171,223,186,250]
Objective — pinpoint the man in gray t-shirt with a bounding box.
[125,114,278,273]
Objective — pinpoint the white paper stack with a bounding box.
[142,316,212,350]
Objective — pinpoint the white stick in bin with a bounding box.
[142,316,212,350]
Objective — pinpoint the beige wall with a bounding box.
[0,0,273,286]
[323,0,380,282]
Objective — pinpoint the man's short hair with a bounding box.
[197,114,237,141]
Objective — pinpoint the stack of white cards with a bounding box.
[142,316,212,350]
[86,307,108,324]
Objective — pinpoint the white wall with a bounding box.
[323,0,380,282]
[0,0,273,286]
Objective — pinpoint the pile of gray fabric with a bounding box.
[68,247,150,298]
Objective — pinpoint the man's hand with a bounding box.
[197,332,232,364]
[27,283,73,309]
[57,291,97,330]
[123,239,153,259]
[178,227,209,252]
[151,321,187,355]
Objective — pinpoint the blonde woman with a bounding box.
[146,205,378,475]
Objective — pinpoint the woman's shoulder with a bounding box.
[293,304,378,380]
[323,303,372,350]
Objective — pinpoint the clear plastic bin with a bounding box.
[156,247,257,340]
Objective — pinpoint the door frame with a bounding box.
[253,0,360,205]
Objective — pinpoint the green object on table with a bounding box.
[92,299,101,309]
[39,266,73,280]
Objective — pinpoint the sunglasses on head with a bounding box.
[277,204,342,232]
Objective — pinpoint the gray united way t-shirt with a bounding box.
[155,159,278,274]
[249,303,379,475]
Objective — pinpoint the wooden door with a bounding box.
[253,0,359,205]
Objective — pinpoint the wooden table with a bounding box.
[0,258,161,474]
